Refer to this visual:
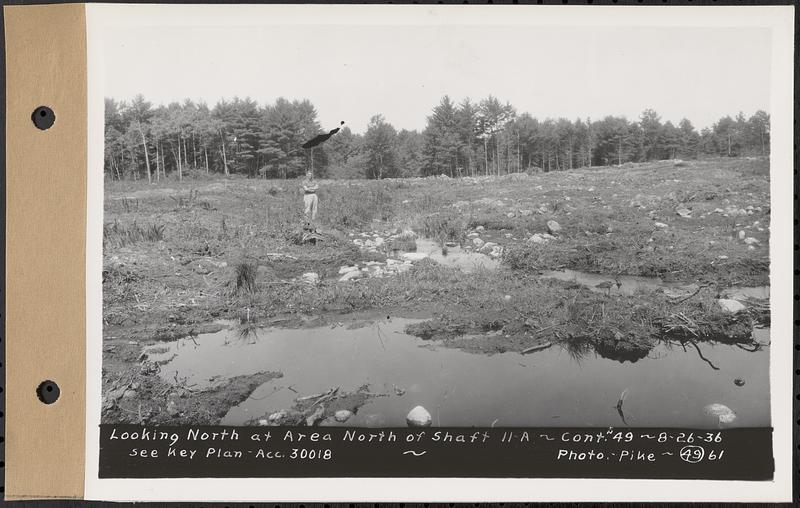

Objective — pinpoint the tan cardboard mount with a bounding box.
[5,3,87,499]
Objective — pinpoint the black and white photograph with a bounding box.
[85,3,793,502]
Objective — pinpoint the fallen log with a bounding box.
[521,341,553,355]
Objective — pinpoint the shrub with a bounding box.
[419,212,467,244]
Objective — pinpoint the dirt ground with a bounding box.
[102,156,771,424]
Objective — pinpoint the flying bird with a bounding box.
[302,121,345,149]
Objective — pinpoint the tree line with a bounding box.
[105,94,770,182]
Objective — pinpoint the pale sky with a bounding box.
[103,24,771,133]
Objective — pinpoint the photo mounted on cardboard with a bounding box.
[79,3,794,503]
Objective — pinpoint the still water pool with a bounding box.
[146,317,770,428]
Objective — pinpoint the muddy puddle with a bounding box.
[541,268,769,299]
[146,317,769,428]
[406,238,500,272]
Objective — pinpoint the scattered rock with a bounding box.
[527,234,548,244]
[546,220,562,235]
[472,238,485,248]
[738,230,746,240]
[744,237,760,245]
[676,207,692,218]
[305,405,326,426]
[268,410,288,425]
[301,272,320,285]
[519,209,533,216]
[401,252,429,262]
[334,410,353,423]
[406,405,432,427]
[339,270,363,282]
[506,212,515,218]
[475,226,485,232]
[717,299,746,314]
[478,242,497,253]
[338,265,359,275]
[166,400,180,417]
[654,222,668,229]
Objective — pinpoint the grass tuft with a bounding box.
[234,261,259,294]
[103,220,164,248]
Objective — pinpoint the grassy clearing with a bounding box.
[102,157,771,421]
[103,156,769,328]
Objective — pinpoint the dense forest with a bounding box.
[105,95,770,182]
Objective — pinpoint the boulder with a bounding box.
[334,410,353,423]
[475,225,485,232]
[738,230,746,240]
[406,405,432,427]
[528,234,548,244]
[478,242,497,253]
[546,220,562,234]
[676,207,692,218]
[654,222,668,229]
[338,265,359,275]
[472,238,485,248]
[519,209,533,216]
[744,237,760,245]
[704,403,737,425]
[717,299,746,314]
[339,270,363,282]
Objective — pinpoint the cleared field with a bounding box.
[102,157,770,425]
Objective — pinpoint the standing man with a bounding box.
[301,170,319,228]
